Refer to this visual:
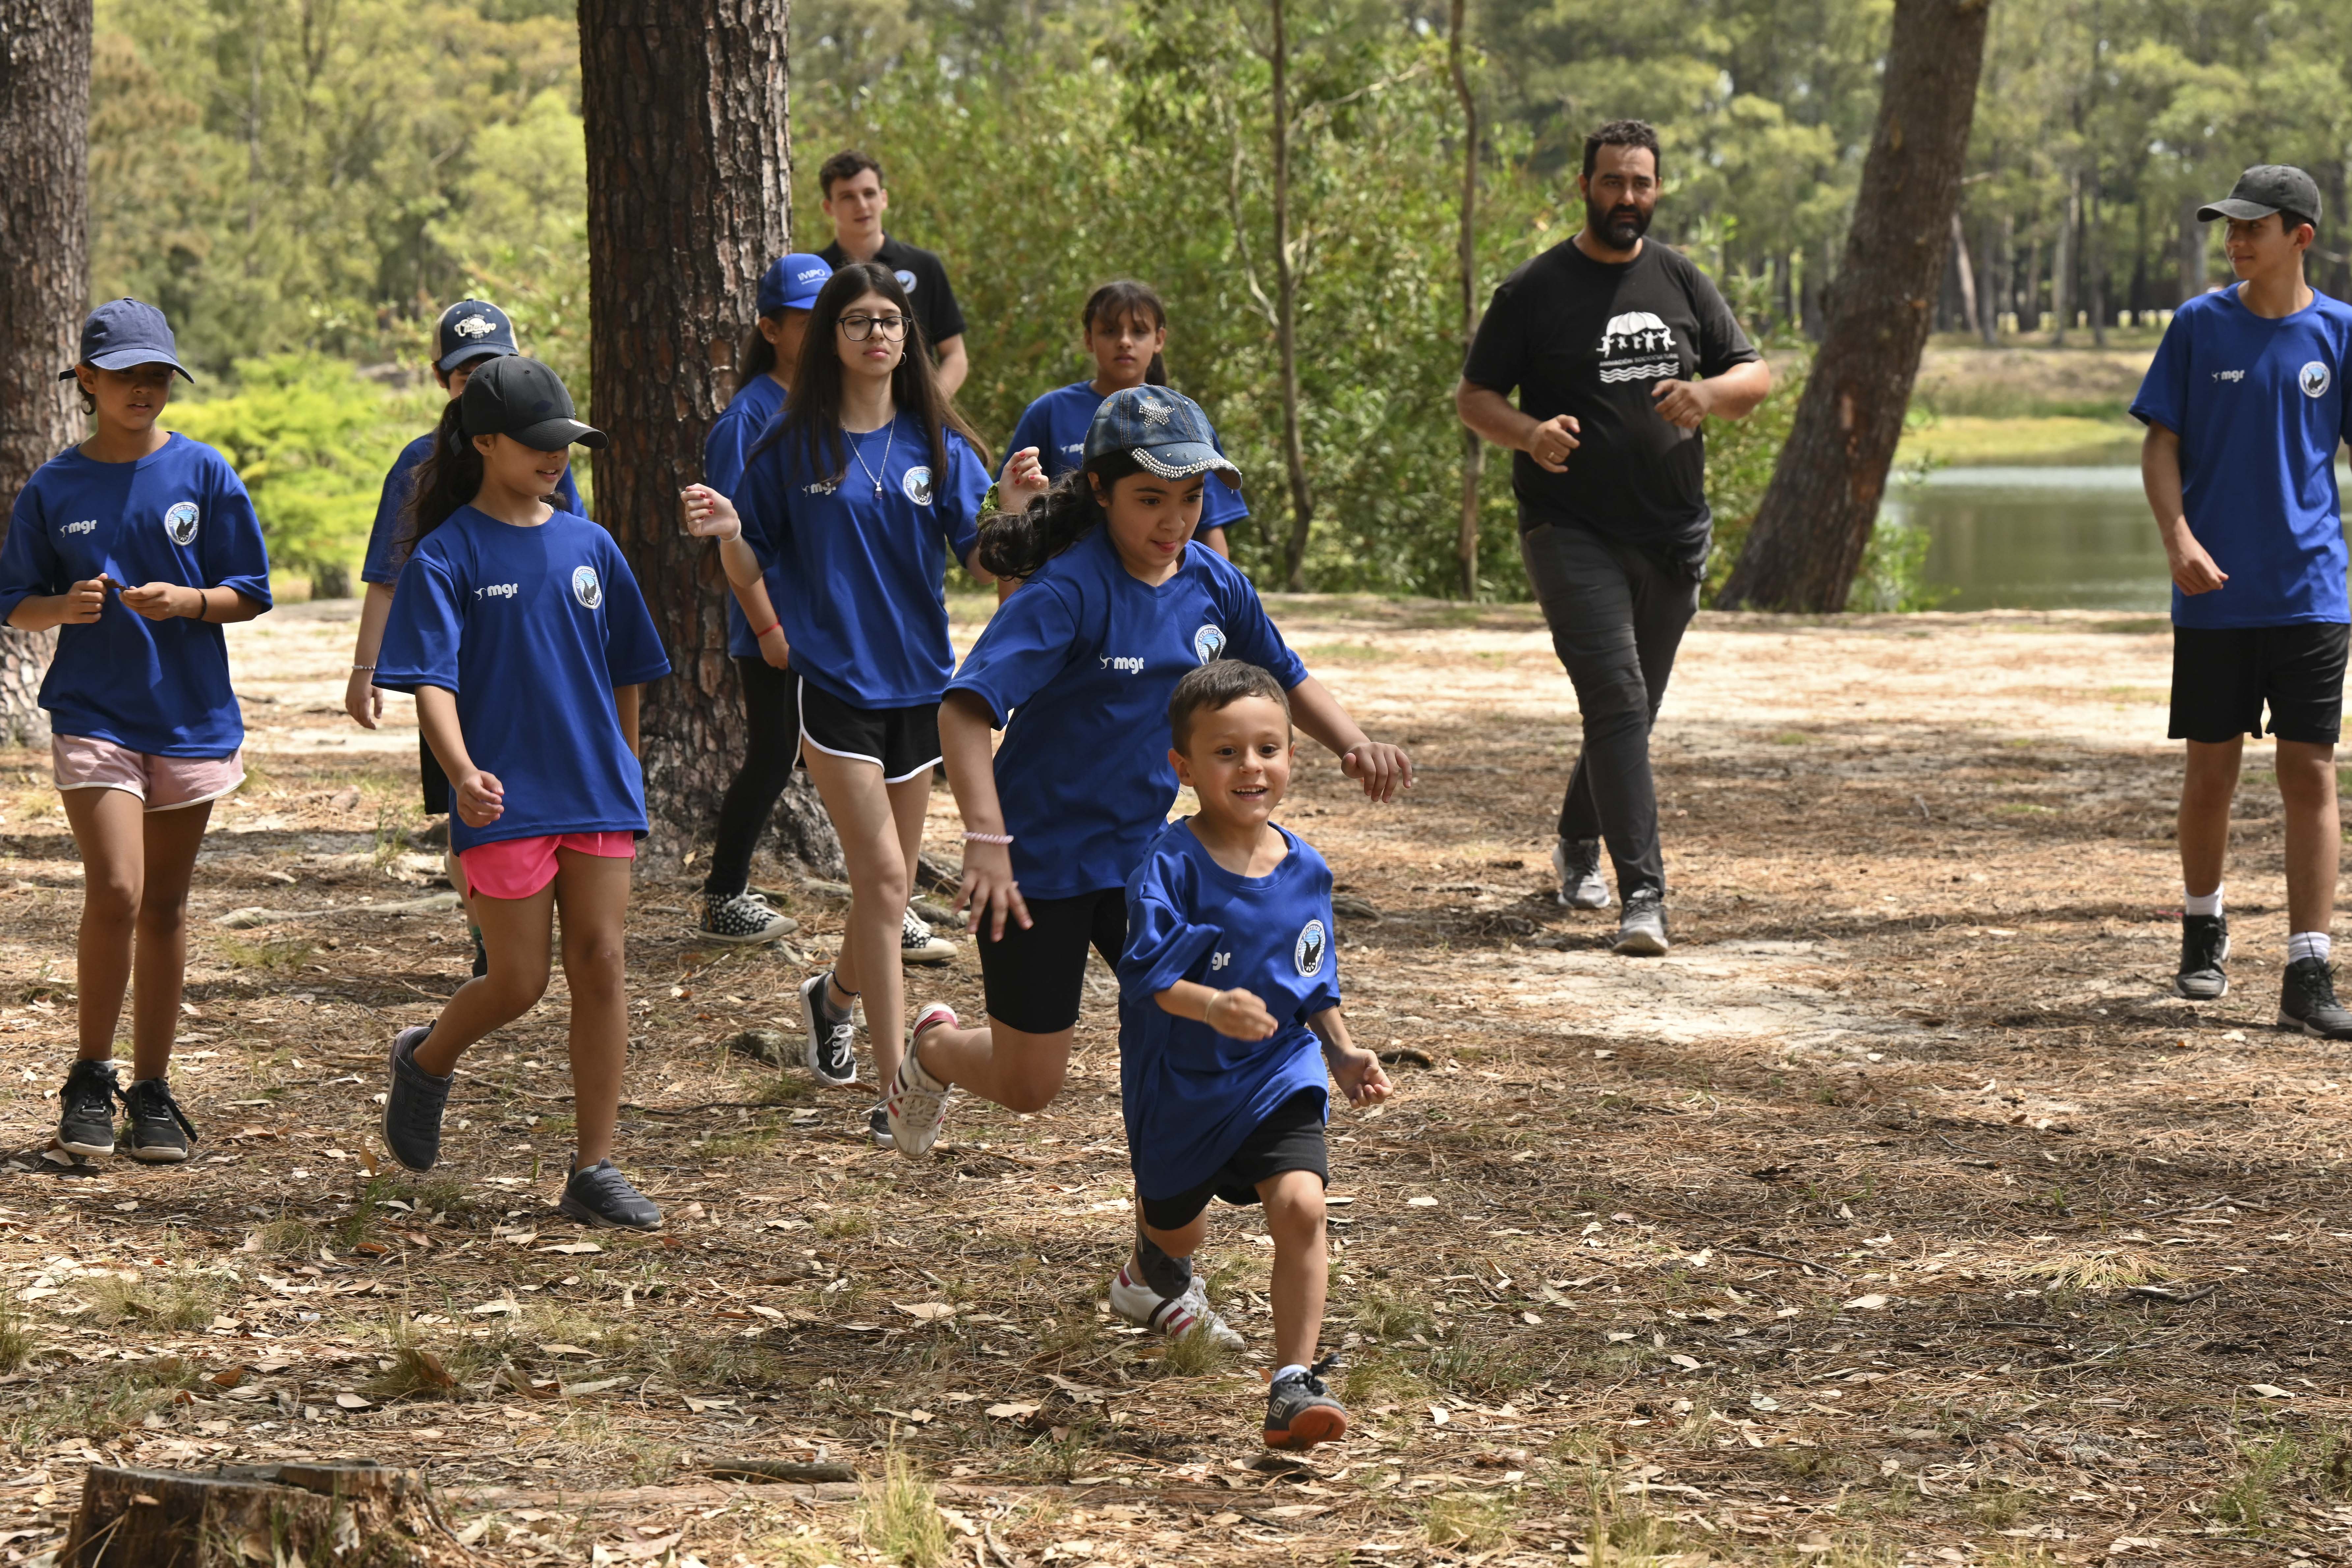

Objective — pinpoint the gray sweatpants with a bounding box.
[1518,519,1700,900]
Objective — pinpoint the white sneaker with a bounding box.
[800,972,859,1086]
[1551,838,1611,910]
[902,905,957,966]
[1108,1260,1245,1349]
[885,1004,957,1158]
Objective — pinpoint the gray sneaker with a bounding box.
[1263,1356,1349,1450]
[122,1078,197,1163]
[1613,889,1669,956]
[2176,913,2228,1000]
[1551,838,1611,910]
[557,1159,663,1230]
[382,1025,453,1172]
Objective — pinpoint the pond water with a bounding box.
[1885,464,2352,612]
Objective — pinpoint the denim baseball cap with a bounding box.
[436,299,518,372]
[61,299,192,383]
[2198,165,2322,225]
[460,355,606,450]
[1082,386,1241,490]
[759,253,833,313]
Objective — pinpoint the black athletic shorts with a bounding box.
[1139,1088,1330,1232]
[976,885,1126,1036]
[2169,622,2349,744]
[795,674,941,783]
[419,732,450,817]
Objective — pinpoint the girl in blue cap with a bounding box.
[0,299,272,1166]
[882,383,1409,1347]
[681,262,1018,1148]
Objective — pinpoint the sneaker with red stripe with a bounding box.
[885,1004,958,1158]
[1108,1260,1245,1349]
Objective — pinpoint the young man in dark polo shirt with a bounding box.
[816,149,970,397]
[1456,119,1772,956]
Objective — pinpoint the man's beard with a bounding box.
[1587,196,1652,249]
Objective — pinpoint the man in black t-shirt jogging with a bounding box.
[816,149,970,397]
[1457,119,1773,956]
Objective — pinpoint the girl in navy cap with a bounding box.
[346,300,583,980]
[881,384,1408,1347]
[0,299,272,1166]
[999,281,1247,565]
[682,262,1018,1147]
[371,356,674,1230]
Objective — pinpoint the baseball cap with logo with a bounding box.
[460,356,606,451]
[60,299,193,383]
[1082,386,1241,490]
[436,299,519,372]
[759,253,834,313]
[2197,165,2323,228]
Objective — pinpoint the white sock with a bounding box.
[2289,931,2332,966]
[1274,1362,1308,1386]
[2183,885,2223,917]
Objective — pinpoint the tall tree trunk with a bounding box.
[2051,174,2078,346]
[1448,0,1482,601]
[2177,194,2204,305]
[0,0,89,747]
[2021,233,2041,332]
[1715,0,1991,613]
[580,0,836,870]
[1268,0,1315,592]
[1976,213,2001,345]
[2325,162,2350,301]
[1948,210,1979,337]
[2086,170,2108,347]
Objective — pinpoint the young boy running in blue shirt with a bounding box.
[373,356,674,1228]
[1122,659,1391,1448]
[2,299,273,1165]
[2131,164,2352,1034]
[346,300,583,977]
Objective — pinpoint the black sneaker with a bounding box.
[1613,888,1669,956]
[800,972,859,1086]
[2177,913,2228,1000]
[469,926,488,980]
[382,1025,453,1172]
[2279,957,2352,1040]
[57,1059,122,1158]
[1551,838,1610,910]
[867,1105,893,1149]
[122,1078,197,1163]
[558,1159,662,1229]
[1264,1355,1348,1450]
[698,890,798,945]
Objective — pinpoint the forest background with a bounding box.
[86,0,2352,603]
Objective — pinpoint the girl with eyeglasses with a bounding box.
[683,264,1038,1145]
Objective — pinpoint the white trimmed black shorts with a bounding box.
[795,673,942,784]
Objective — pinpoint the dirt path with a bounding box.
[0,598,2342,1567]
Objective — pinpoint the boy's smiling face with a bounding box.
[1171,694,1294,833]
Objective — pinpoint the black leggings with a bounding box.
[702,657,799,900]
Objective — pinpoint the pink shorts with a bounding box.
[53,735,245,811]
[458,831,636,901]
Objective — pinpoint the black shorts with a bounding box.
[795,674,941,783]
[419,733,450,817]
[976,885,1126,1036]
[1139,1089,1330,1232]
[2169,623,2349,744]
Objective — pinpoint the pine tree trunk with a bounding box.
[2178,194,2206,305]
[580,0,839,871]
[1269,0,1316,593]
[0,0,89,748]
[1715,0,1991,613]
[1448,0,1482,601]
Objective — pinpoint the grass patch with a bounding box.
[1423,1491,1513,1552]
[84,1272,225,1330]
[1151,1322,1236,1379]
[0,1305,29,1372]
[757,1526,853,1568]
[215,934,318,971]
[1355,1286,1429,1341]
[2018,1247,2172,1292]
[256,1216,320,1258]
[2211,1428,2301,1530]
[859,1444,951,1568]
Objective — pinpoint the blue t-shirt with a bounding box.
[361,431,583,587]
[704,374,788,659]
[2128,286,2352,629]
[374,507,672,853]
[946,529,1308,899]
[0,433,273,757]
[1118,820,1340,1199]
[1006,380,1247,540]
[734,415,985,709]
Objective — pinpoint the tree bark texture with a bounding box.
[580,0,837,868]
[1716,0,1991,613]
[63,1462,458,1566]
[1448,0,1483,600]
[1267,0,1317,592]
[0,0,88,748]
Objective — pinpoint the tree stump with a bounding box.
[63,1462,457,1567]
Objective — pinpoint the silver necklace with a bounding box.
[845,418,896,498]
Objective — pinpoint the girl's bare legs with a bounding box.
[911,1016,1075,1114]
[550,851,632,1168]
[803,748,930,1087]
[63,789,214,1080]
[412,880,555,1077]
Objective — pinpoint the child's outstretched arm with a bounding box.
[1156,980,1280,1041]
[1285,675,1412,803]
[1308,1006,1392,1106]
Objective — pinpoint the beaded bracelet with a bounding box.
[963,831,1014,845]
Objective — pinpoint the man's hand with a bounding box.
[451,769,506,829]
[1651,378,1715,430]
[2167,527,2229,596]
[120,581,196,620]
[1327,1044,1393,1107]
[1204,987,1280,1042]
[57,576,109,625]
[344,668,383,729]
[1524,414,1581,472]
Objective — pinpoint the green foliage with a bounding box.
[163,356,421,574]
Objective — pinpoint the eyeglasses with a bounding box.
[838,313,909,342]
